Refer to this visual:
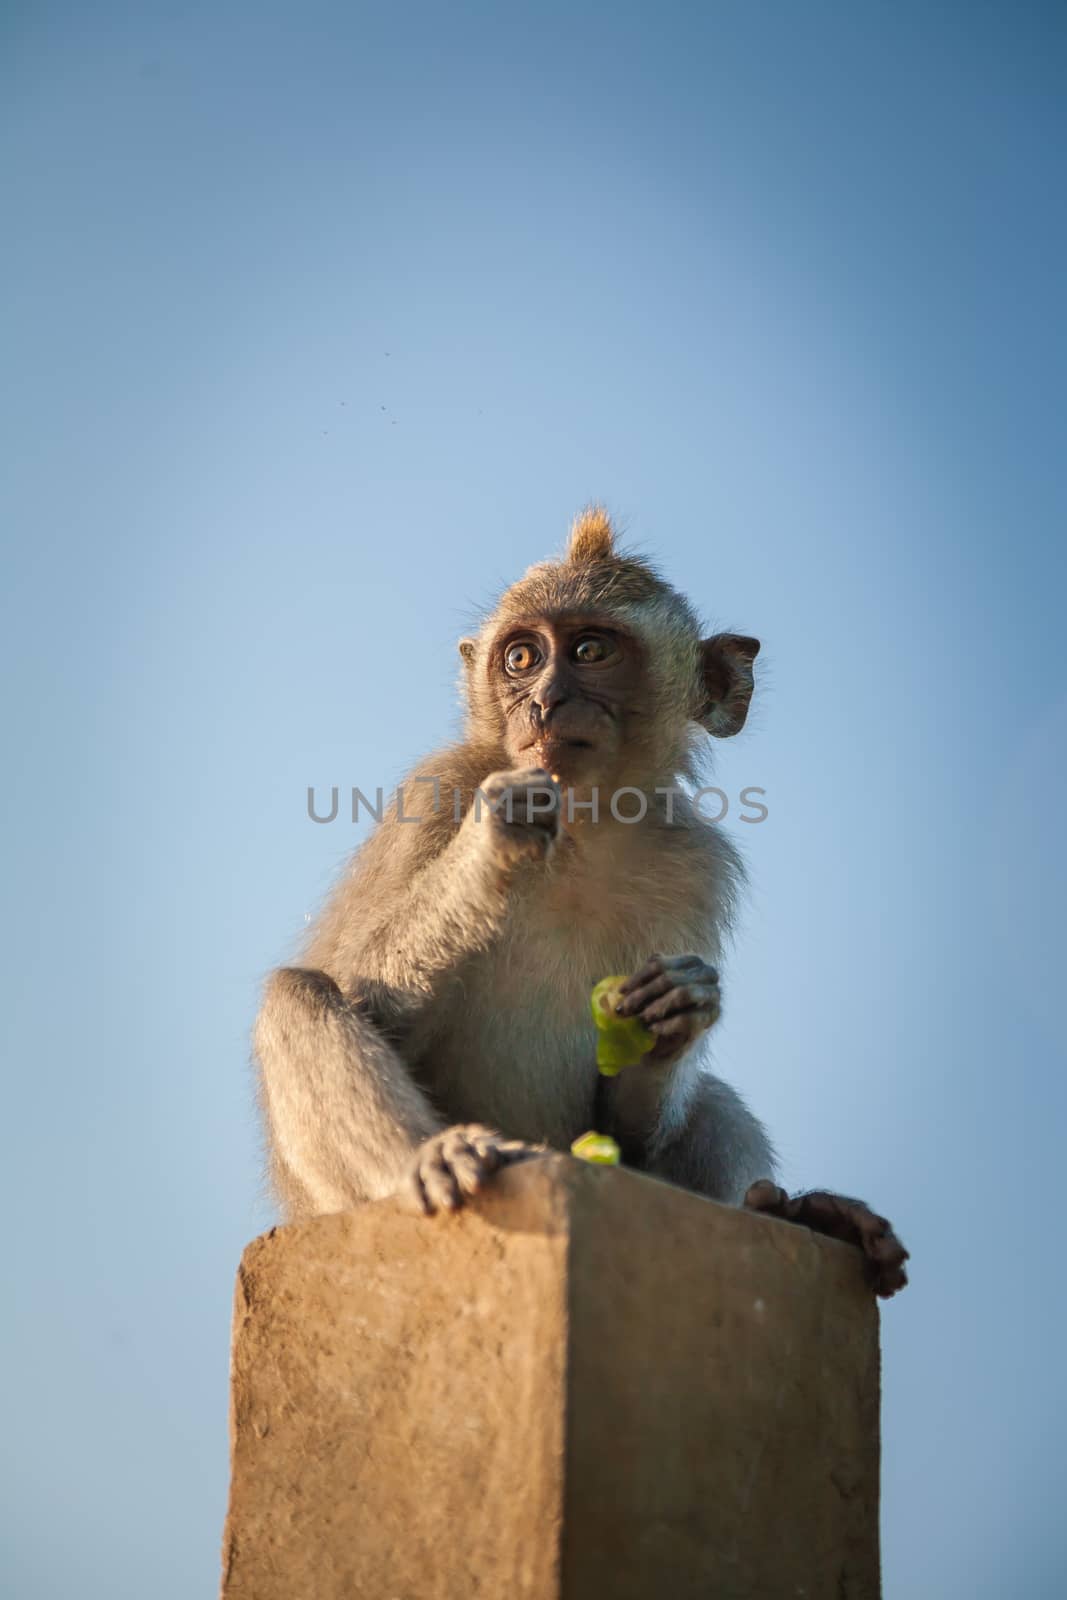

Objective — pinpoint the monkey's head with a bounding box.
[459,508,759,788]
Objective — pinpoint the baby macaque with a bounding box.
[254,509,908,1296]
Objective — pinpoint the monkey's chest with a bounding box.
[418,882,689,1147]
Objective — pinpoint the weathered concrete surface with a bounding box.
[221,1156,881,1599]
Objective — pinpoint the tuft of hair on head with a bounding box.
[566,505,616,565]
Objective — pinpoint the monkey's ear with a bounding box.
[698,634,760,737]
[458,638,477,667]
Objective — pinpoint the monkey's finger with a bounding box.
[419,1148,463,1214]
[618,957,708,1013]
[618,955,666,994]
[745,1184,911,1299]
[641,981,720,1025]
[865,1234,910,1299]
[622,954,692,988]
[744,1179,788,1213]
[616,971,674,1014]
[405,1148,453,1217]
[482,765,551,798]
[646,1016,699,1054]
[463,1124,509,1159]
[509,772,560,802]
[797,1194,904,1261]
[473,1131,545,1167]
[647,1009,716,1043]
[513,766,554,784]
[866,1227,910,1267]
[619,957,714,1009]
[446,1138,500,1197]
[460,1126,528,1167]
[862,1238,909,1297]
[495,1140,547,1168]
[510,802,560,832]
[444,1131,545,1196]
[852,1210,910,1299]
[406,1166,434,1217]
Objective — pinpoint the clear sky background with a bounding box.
[3,3,1065,1596]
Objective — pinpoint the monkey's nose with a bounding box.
[534,679,568,716]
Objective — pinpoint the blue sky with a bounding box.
[3,3,1065,1595]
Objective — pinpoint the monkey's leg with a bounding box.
[615,1069,776,1208]
[256,967,440,1215]
[256,967,536,1219]
[744,1181,909,1299]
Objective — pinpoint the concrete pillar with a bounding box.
[221,1155,881,1598]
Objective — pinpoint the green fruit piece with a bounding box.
[590,974,656,1075]
[570,1130,621,1166]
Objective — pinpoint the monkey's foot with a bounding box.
[406,1123,543,1217]
[743,1180,910,1299]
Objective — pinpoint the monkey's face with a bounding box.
[491,615,652,784]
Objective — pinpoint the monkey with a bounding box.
[254,509,908,1298]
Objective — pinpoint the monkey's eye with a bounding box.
[505,640,541,674]
[572,635,613,665]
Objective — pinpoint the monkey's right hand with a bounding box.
[406,1124,543,1216]
[471,767,561,865]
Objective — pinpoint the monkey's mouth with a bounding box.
[526,736,594,757]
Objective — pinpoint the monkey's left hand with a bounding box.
[616,954,721,1064]
[744,1181,909,1299]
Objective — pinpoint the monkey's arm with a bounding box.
[360,823,513,998]
[257,762,558,1217]
[308,759,553,1010]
